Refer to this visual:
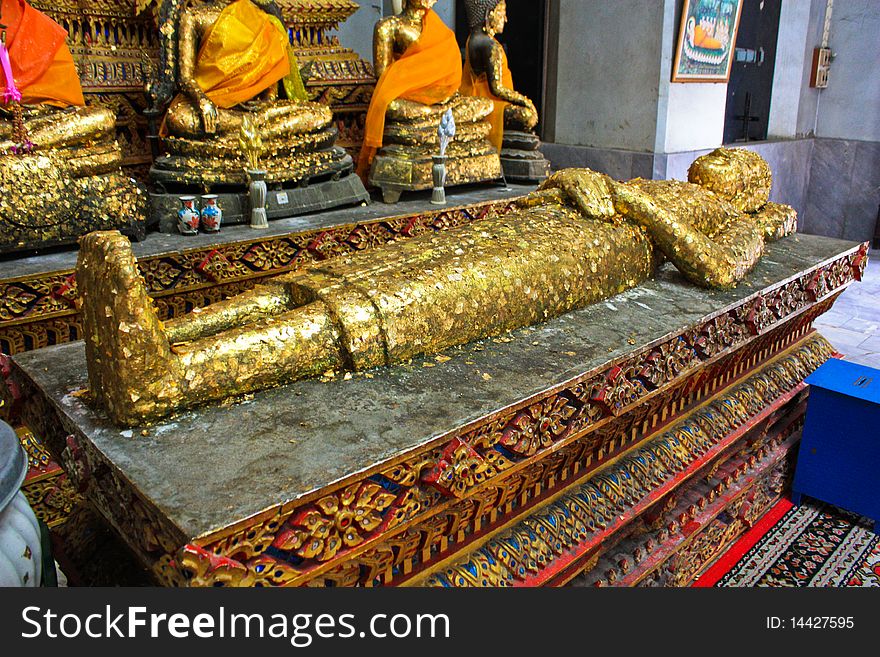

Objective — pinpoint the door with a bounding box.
[723,0,782,143]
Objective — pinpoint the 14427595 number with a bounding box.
[766,617,855,629]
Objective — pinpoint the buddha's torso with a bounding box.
[466,32,496,78]
[390,16,425,57]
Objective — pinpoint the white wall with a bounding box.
[659,82,728,152]
[767,0,813,138]
[814,0,880,141]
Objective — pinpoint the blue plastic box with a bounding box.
[792,358,879,534]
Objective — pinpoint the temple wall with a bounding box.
[544,0,666,152]
[540,0,880,245]
[799,0,880,243]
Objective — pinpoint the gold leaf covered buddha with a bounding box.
[0,0,146,252]
[77,148,797,426]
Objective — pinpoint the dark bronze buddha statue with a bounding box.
[460,0,550,181]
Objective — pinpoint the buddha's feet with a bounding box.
[164,97,333,140]
[78,231,184,425]
[77,231,346,425]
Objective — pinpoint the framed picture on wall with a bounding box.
[672,0,744,82]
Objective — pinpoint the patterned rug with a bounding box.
[695,499,880,587]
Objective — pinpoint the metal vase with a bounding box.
[431,154,447,205]
[247,169,269,229]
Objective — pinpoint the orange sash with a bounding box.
[0,0,84,107]
[357,9,462,179]
[460,44,513,152]
[193,0,290,109]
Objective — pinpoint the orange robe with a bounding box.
[193,0,290,109]
[460,45,513,153]
[0,0,84,107]
[356,9,462,179]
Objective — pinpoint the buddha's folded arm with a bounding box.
[486,42,534,114]
[612,181,765,290]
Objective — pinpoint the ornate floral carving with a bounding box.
[271,481,397,561]
[424,340,826,587]
[499,395,578,457]
[422,439,498,498]
[637,337,697,390]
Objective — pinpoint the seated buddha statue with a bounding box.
[356,0,502,203]
[0,0,145,252]
[77,147,798,426]
[148,0,367,227]
[460,0,550,181]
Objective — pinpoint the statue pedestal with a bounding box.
[150,143,370,231]
[501,131,551,182]
[370,148,503,204]
[2,233,867,587]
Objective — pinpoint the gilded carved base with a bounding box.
[413,335,828,586]
[370,151,504,203]
[573,428,800,587]
[1,232,865,587]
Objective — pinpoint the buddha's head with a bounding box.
[404,0,439,12]
[464,0,507,36]
[688,148,772,212]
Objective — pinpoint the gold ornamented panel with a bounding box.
[417,338,825,587]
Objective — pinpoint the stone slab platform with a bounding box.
[5,234,865,587]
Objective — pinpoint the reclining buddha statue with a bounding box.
[461,0,550,182]
[357,0,502,203]
[147,0,367,229]
[0,0,145,253]
[77,147,798,426]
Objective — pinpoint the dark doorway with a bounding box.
[455,0,546,132]
[723,0,782,143]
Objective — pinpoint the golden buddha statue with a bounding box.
[77,148,797,426]
[460,0,549,181]
[148,0,367,227]
[0,0,145,252]
[357,0,502,203]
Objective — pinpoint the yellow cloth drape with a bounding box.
[266,14,310,102]
[0,0,84,107]
[460,45,513,152]
[193,0,290,109]
[356,9,462,179]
